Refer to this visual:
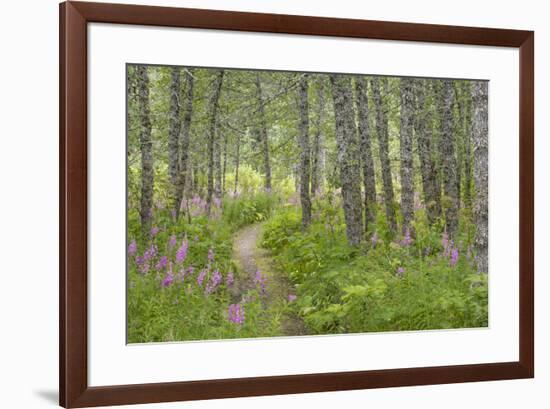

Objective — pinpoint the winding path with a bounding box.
[233,223,306,336]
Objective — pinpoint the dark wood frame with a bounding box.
[60,1,534,407]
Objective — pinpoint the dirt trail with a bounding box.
[232,223,306,336]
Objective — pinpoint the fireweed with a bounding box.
[227,303,245,325]
[127,195,283,343]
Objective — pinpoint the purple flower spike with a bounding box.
[227,303,245,325]
[168,234,177,249]
[397,267,405,277]
[254,270,267,294]
[197,269,207,287]
[208,248,215,262]
[138,263,150,275]
[176,239,189,264]
[205,270,223,294]
[162,273,174,288]
[400,229,412,247]
[288,294,297,302]
[143,244,157,261]
[155,255,168,271]
[150,226,159,237]
[128,239,137,256]
[450,248,459,267]
[226,271,234,287]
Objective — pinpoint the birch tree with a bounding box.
[137,66,153,232]
[311,79,326,196]
[298,74,312,229]
[399,78,415,236]
[331,74,363,246]
[371,77,397,234]
[354,76,377,231]
[413,79,441,225]
[255,73,272,192]
[206,70,224,215]
[472,81,489,273]
[440,80,459,237]
[174,69,194,218]
[168,67,181,187]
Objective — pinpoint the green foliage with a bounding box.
[222,192,280,229]
[127,65,488,343]
[261,199,488,335]
[127,207,281,343]
[224,165,264,194]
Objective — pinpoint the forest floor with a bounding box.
[232,223,307,336]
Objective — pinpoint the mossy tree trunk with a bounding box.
[399,78,415,236]
[331,74,364,246]
[255,73,272,192]
[473,81,489,273]
[371,77,397,234]
[440,80,459,238]
[206,70,224,215]
[297,74,312,229]
[137,65,153,232]
[413,79,442,225]
[354,76,377,233]
[174,69,195,218]
[311,79,326,197]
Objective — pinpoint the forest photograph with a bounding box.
[126,64,489,343]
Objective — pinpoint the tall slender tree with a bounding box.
[168,67,181,187]
[472,81,489,274]
[440,80,459,237]
[297,74,312,229]
[354,76,377,232]
[234,132,241,194]
[460,82,474,209]
[255,73,272,192]
[206,70,224,215]
[371,77,398,234]
[174,69,195,218]
[413,79,441,224]
[399,78,415,236]
[137,65,153,232]
[311,79,326,196]
[214,119,222,197]
[222,132,228,195]
[331,74,364,246]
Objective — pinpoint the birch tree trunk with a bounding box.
[206,70,224,215]
[234,132,240,194]
[330,74,364,246]
[298,75,312,229]
[255,73,272,192]
[413,79,441,225]
[222,132,228,195]
[371,77,398,234]
[440,80,459,237]
[168,67,181,187]
[174,69,194,218]
[399,78,415,236]
[354,76,377,232]
[461,82,473,209]
[137,66,153,232]
[214,121,222,197]
[472,81,489,273]
[311,80,326,196]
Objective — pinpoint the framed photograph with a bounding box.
[60,1,534,407]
